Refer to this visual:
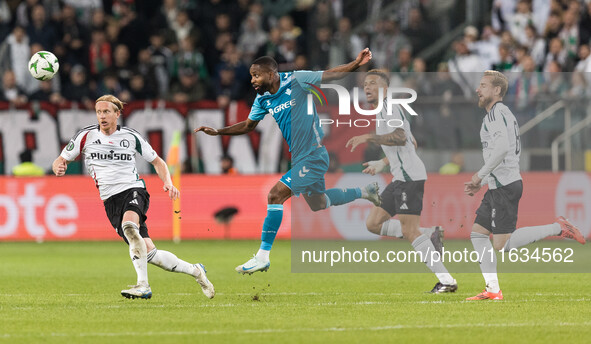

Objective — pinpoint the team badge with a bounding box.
[120,139,130,148]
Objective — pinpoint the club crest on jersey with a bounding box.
[120,139,130,148]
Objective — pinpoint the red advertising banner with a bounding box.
[1,172,590,241]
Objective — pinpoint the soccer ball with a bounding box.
[28,51,59,81]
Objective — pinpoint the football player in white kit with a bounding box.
[346,70,458,293]
[465,71,585,300]
[52,95,215,300]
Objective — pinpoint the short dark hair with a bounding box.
[366,69,390,86]
[251,56,278,72]
[20,149,32,163]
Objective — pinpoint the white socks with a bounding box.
[411,234,455,285]
[470,232,500,293]
[122,221,148,287]
[256,249,270,262]
[503,223,561,251]
[380,220,435,238]
[147,248,199,277]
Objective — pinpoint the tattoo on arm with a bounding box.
[368,128,407,146]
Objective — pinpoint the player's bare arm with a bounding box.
[52,156,69,177]
[321,48,372,82]
[346,128,406,152]
[150,156,180,201]
[194,118,259,136]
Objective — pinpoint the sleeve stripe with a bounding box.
[72,125,98,140]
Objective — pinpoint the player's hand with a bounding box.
[164,183,180,201]
[464,181,481,196]
[346,134,369,152]
[471,172,482,186]
[194,126,219,136]
[362,160,386,175]
[356,48,372,66]
[53,160,67,177]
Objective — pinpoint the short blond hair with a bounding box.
[366,69,390,86]
[96,94,125,112]
[483,70,508,98]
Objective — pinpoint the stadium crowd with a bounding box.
[0,0,590,152]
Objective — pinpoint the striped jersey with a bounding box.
[479,102,522,189]
[376,100,427,182]
[60,125,158,200]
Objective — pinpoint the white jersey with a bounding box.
[376,100,427,182]
[479,102,522,189]
[60,125,158,200]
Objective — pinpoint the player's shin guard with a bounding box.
[259,204,284,253]
[147,248,197,276]
[122,221,148,287]
[411,234,454,285]
[324,188,362,207]
[470,232,499,293]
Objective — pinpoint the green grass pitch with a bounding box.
[1,240,590,344]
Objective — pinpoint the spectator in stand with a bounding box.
[135,49,159,98]
[277,15,304,51]
[493,43,515,72]
[579,1,591,46]
[330,17,364,67]
[544,11,563,42]
[62,65,94,109]
[511,55,543,113]
[29,80,63,104]
[170,36,209,84]
[105,44,134,89]
[88,30,112,80]
[237,13,268,63]
[12,149,45,177]
[168,68,207,103]
[213,65,244,109]
[128,73,156,101]
[309,27,332,70]
[0,0,11,43]
[221,155,238,174]
[543,37,568,72]
[524,24,546,67]
[15,0,39,28]
[90,8,107,32]
[114,1,149,63]
[403,7,432,54]
[0,70,28,106]
[559,9,580,65]
[170,11,201,53]
[473,25,501,70]
[147,30,173,98]
[448,40,486,99]
[370,16,409,71]
[509,0,534,46]
[255,27,286,65]
[27,4,58,52]
[574,44,590,72]
[58,4,87,68]
[98,72,130,102]
[439,152,464,175]
[152,0,180,31]
[0,26,30,94]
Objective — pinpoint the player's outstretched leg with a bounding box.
[147,248,215,298]
[502,216,585,251]
[324,182,381,207]
[120,221,151,299]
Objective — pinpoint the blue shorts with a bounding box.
[280,147,329,196]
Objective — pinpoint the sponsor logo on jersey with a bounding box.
[89,150,134,161]
[92,139,101,145]
[268,99,296,115]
